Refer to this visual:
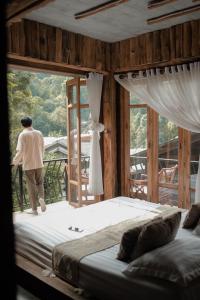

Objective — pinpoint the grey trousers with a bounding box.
[24,168,45,211]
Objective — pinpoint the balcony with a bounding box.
[129,155,198,206]
[12,158,67,212]
[12,155,198,211]
[12,156,91,212]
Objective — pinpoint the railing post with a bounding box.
[64,159,68,199]
[18,165,24,212]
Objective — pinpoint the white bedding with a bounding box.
[14,197,162,269]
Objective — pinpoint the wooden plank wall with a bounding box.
[8,19,200,73]
[7,19,110,72]
[112,20,200,72]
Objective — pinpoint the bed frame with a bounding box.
[16,254,86,300]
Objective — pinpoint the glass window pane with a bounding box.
[130,107,147,199]
[130,93,145,105]
[158,116,178,206]
[190,132,200,205]
[69,108,78,181]
[81,108,90,177]
[80,85,88,104]
[68,85,77,104]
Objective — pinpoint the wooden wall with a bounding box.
[7,19,110,72]
[112,20,200,72]
[7,19,200,72]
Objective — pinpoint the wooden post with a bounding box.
[102,74,117,199]
[178,128,191,208]
[64,159,68,201]
[147,108,158,202]
[119,85,130,196]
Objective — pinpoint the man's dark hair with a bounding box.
[21,117,32,127]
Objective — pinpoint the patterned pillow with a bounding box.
[117,224,145,262]
[131,212,181,260]
[117,217,162,262]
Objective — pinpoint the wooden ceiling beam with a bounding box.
[147,4,200,24]
[148,0,177,9]
[74,0,128,20]
[7,0,54,23]
[7,54,109,76]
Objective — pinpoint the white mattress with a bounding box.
[14,197,161,269]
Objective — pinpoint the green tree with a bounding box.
[8,70,70,156]
[130,108,147,150]
[159,116,178,144]
[8,71,36,155]
[8,70,70,211]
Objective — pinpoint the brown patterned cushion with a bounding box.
[131,212,181,260]
[117,218,162,262]
[117,225,144,262]
[183,204,200,229]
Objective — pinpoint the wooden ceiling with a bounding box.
[7,0,54,23]
[6,0,200,42]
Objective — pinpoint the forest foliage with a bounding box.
[129,96,178,152]
[8,70,69,157]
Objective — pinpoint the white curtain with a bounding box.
[115,62,200,203]
[86,72,104,195]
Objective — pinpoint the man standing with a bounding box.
[13,117,46,215]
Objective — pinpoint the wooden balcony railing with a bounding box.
[129,155,198,205]
[12,158,68,212]
[12,156,91,212]
[130,155,199,180]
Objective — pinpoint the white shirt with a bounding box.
[13,127,44,171]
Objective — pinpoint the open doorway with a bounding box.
[9,68,99,213]
[9,68,71,212]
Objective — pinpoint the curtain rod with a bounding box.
[116,60,199,79]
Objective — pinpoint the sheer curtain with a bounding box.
[115,62,200,203]
[86,73,104,195]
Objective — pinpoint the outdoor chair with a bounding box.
[131,164,178,200]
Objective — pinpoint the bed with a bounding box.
[14,197,200,300]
